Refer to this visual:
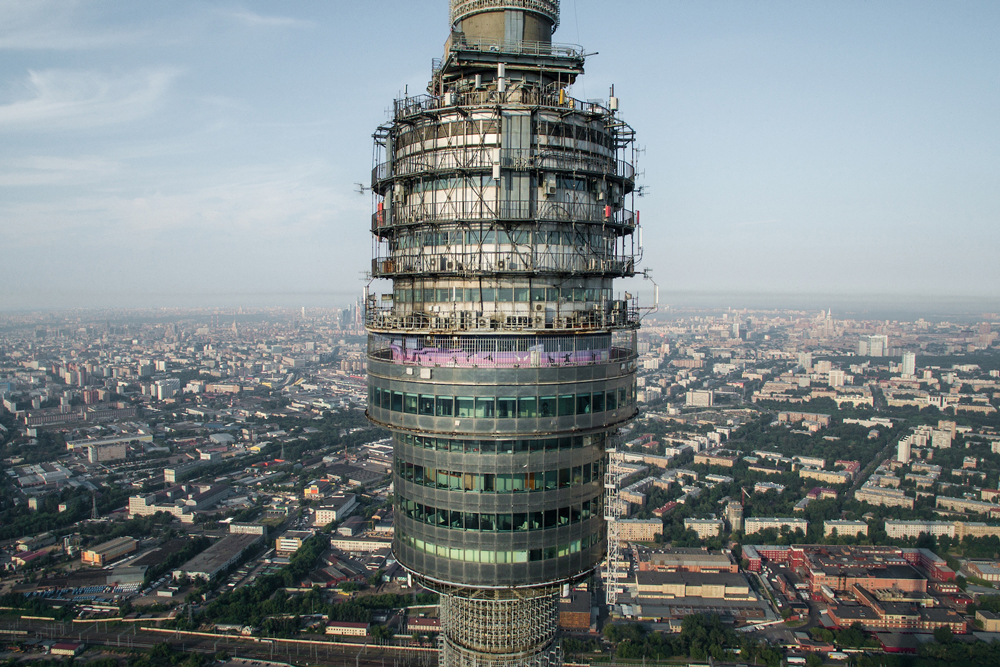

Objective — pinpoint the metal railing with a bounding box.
[372,201,635,232]
[372,250,635,277]
[393,89,617,121]
[450,36,582,60]
[450,0,561,31]
[365,303,639,334]
[371,149,634,186]
[369,331,635,369]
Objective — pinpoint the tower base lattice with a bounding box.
[437,585,563,667]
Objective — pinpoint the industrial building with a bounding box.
[229,522,267,535]
[276,530,315,555]
[826,584,967,634]
[365,2,644,666]
[637,547,737,574]
[635,570,755,602]
[618,570,765,623]
[325,622,369,637]
[80,536,137,566]
[163,461,207,483]
[171,533,264,582]
[86,442,127,463]
[742,545,955,592]
[313,493,359,526]
[128,483,230,523]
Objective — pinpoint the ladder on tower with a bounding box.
[603,444,629,608]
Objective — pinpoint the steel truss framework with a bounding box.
[438,584,563,667]
[603,443,629,607]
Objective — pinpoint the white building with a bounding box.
[824,520,868,537]
[902,352,916,376]
[154,378,180,400]
[897,438,911,464]
[798,352,812,371]
[314,494,359,526]
[743,517,808,535]
[685,390,713,408]
[683,518,723,539]
[859,334,889,357]
[884,520,955,539]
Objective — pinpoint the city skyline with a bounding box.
[3,0,999,309]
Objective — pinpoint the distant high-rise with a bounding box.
[897,437,912,464]
[859,334,888,357]
[365,2,641,666]
[797,352,812,372]
[902,351,916,376]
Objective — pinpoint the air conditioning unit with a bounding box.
[543,174,557,196]
[533,303,544,312]
[497,260,505,269]
[445,260,454,270]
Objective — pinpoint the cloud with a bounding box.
[0,155,123,187]
[0,160,373,307]
[0,161,366,247]
[0,0,148,49]
[224,9,315,29]
[0,67,181,130]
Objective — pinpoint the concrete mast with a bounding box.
[366,2,642,665]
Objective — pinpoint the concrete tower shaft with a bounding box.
[367,2,642,666]
[450,0,559,42]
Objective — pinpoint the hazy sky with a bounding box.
[2,0,998,310]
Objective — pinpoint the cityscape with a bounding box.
[2,303,1000,666]
[2,2,999,667]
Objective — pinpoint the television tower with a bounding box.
[366,2,642,666]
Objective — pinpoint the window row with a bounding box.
[392,228,612,250]
[399,529,601,564]
[392,285,611,304]
[375,332,613,354]
[399,496,601,532]
[409,175,496,194]
[396,458,604,492]
[535,120,614,150]
[393,119,612,151]
[371,387,632,418]
[396,431,605,454]
[396,120,500,148]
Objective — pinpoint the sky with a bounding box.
[2,0,999,312]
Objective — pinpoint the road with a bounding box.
[0,618,438,667]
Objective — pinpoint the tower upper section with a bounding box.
[367,0,641,338]
[450,0,559,40]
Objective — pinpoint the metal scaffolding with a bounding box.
[439,586,562,667]
[366,1,646,665]
[602,444,629,607]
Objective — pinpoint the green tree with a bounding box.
[933,625,953,644]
